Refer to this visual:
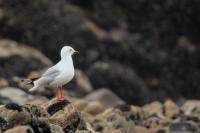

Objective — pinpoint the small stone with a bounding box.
[111,129,124,133]
[169,121,198,132]
[84,101,104,115]
[4,126,34,133]
[73,99,88,111]
[0,78,9,88]
[135,126,148,133]
[50,124,64,133]
[85,88,125,108]
[143,102,163,115]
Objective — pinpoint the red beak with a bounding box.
[73,51,80,55]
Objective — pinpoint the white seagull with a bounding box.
[26,46,79,101]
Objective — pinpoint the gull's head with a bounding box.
[60,46,79,58]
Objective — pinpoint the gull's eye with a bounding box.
[70,49,72,52]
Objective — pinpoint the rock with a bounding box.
[143,102,163,115]
[75,69,93,93]
[85,88,125,107]
[169,121,199,132]
[50,124,64,133]
[0,104,31,129]
[83,101,105,115]
[43,98,81,131]
[4,126,34,133]
[0,78,9,89]
[27,96,49,106]
[73,99,89,111]
[0,87,34,104]
[0,39,52,79]
[182,100,200,117]
[135,126,148,133]
[88,61,150,104]
[163,99,180,119]
[97,108,136,133]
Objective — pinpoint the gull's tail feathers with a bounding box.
[29,86,39,92]
[21,78,39,92]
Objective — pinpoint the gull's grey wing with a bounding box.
[36,66,61,86]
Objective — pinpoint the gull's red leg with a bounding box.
[56,87,60,100]
[58,86,65,101]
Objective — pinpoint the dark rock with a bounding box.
[0,117,11,131]
[169,122,198,132]
[88,61,150,105]
[46,99,71,115]
[5,103,22,112]
[32,122,51,133]
[114,104,131,112]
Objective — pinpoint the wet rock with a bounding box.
[4,126,34,133]
[83,101,104,115]
[85,88,125,107]
[0,87,34,104]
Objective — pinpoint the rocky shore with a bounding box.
[0,39,199,133]
[1,94,200,133]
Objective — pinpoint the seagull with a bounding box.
[25,46,79,101]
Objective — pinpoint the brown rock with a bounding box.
[85,88,125,107]
[43,98,81,131]
[0,78,9,88]
[143,102,163,115]
[163,99,180,119]
[27,96,49,106]
[84,101,104,115]
[111,129,123,133]
[4,126,34,133]
[0,39,52,66]
[182,100,200,116]
[73,99,88,111]
[135,126,148,133]
[50,124,64,133]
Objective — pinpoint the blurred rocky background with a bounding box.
[0,0,200,105]
[0,0,200,132]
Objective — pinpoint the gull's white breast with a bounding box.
[50,58,75,87]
